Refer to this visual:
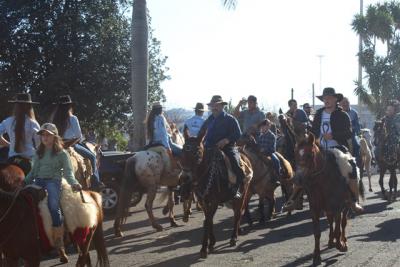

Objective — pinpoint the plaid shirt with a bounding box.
[257,130,276,156]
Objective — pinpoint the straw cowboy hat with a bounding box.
[317,87,343,102]
[207,95,228,106]
[8,93,39,104]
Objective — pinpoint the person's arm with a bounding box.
[60,150,79,185]
[0,120,8,146]
[233,99,246,119]
[332,112,352,141]
[71,116,83,141]
[156,116,171,149]
[24,154,38,184]
[265,133,276,155]
[353,111,361,136]
[227,116,242,143]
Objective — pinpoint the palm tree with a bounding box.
[130,0,237,150]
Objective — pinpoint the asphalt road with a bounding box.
[42,173,400,267]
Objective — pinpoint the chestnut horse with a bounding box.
[295,134,352,266]
[0,163,109,267]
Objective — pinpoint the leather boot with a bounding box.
[53,226,69,263]
[349,179,364,213]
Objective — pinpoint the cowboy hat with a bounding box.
[151,102,163,109]
[54,95,74,105]
[317,87,343,102]
[207,95,228,106]
[37,123,59,136]
[194,102,206,111]
[8,93,39,104]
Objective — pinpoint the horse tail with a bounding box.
[116,156,137,225]
[89,191,110,267]
[359,176,365,201]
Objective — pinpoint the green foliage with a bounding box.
[0,0,169,130]
[352,1,400,118]
[97,123,128,151]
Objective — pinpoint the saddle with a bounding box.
[37,180,100,248]
[222,152,253,185]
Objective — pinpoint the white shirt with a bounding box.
[184,115,205,137]
[63,115,83,141]
[0,116,40,158]
[320,111,339,149]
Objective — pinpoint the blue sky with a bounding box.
[147,0,381,111]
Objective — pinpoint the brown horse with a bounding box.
[374,121,398,202]
[237,133,294,225]
[0,163,109,267]
[294,134,352,266]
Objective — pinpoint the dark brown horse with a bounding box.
[0,163,109,267]
[374,121,398,202]
[295,134,353,266]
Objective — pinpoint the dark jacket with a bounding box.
[311,106,352,148]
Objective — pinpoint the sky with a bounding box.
[146,0,381,111]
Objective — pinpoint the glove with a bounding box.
[72,183,82,192]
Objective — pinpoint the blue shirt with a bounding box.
[203,111,241,148]
[346,108,360,136]
[239,108,265,132]
[257,130,276,155]
[151,115,170,149]
[63,115,83,141]
[0,116,40,159]
[287,109,309,124]
[184,115,205,137]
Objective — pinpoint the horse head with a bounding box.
[0,163,25,191]
[236,132,257,148]
[295,133,321,177]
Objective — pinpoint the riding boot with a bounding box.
[348,179,363,214]
[52,226,69,263]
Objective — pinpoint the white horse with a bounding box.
[360,129,373,192]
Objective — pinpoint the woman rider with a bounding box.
[146,102,182,171]
[50,95,104,191]
[0,93,40,175]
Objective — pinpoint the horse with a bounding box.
[237,133,294,225]
[294,134,354,266]
[113,146,182,236]
[169,122,185,146]
[373,121,398,202]
[359,135,372,192]
[0,163,109,267]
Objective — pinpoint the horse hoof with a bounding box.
[328,241,335,249]
[189,209,193,215]
[153,224,163,232]
[200,250,208,259]
[170,220,179,227]
[114,229,124,238]
[229,238,237,247]
[369,188,373,192]
[208,245,214,253]
[337,243,348,252]
[183,216,189,223]
[313,255,322,266]
[258,219,266,226]
[162,206,169,215]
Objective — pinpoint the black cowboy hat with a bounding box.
[194,102,206,111]
[54,95,74,105]
[317,87,343,102]
[8,93,39,104]
[207,95,228,106]
[151,102,163,109]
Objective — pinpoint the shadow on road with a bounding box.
[350,218,400,242]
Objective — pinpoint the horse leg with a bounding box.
[258,197,266,225]
[168,188,179,227]
[327,213,335,248]
[182,197,191,223]
[341,208,349,251]
[389,170,395,202]
[200,202,210,258]
[366,160,372,192]
[393,172,397,201]
[207,203,218,253]
[145,186,163,231]
[312,211,322,266]
[334,213,347,252]
[76,229,95,267]
[379,167,386,198]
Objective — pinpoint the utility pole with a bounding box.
[312,83,315,109]
[358,0,364,123]
[317,55,324,93]
[291,88,294,99]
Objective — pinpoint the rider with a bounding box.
[146,102,182,172]
[183,103,206,137]
[25,123,82,262]
[201,95,243,199]
[0,93,40,174]
[234,95,265,133]
[50,95,104,191]
[256,119,281,186]
[382,100,400,165]
[312,87,363,213]
[287,99,309,127]
[340,97,361,165]
[302,103,314,124]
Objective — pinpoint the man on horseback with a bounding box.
[202,95,244,199]
[234,95,265,133]
[382,100,400,165]
[312,87,363,213]
[184,103,206,137]
[286,99,309,126]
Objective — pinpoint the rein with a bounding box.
[0,188,24,248]
[0,188,21,224]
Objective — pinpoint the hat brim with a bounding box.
[207,101,228,106]
[37,129,59,136]
[53,101,74,105]
[317,93,343,102]
[8,100,39,104]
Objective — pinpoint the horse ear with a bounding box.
[308,133,315,144]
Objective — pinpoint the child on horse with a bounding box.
[0,93,40,175]
[256,119,281,186]
[25,123,82,262]
[50,95,104,191]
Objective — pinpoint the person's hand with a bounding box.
[323,133,333,140]
[217,138,229,149]
[72,183,82,191]
[238,99,247,106]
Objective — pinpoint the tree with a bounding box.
[352,1,400,117]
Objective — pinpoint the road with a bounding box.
[42,173,400,267]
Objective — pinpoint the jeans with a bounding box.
[35,178,63,227]
[74,143,100,186]
[270,153,281,182]
[223,146,245,185]
[168,137,182,157]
